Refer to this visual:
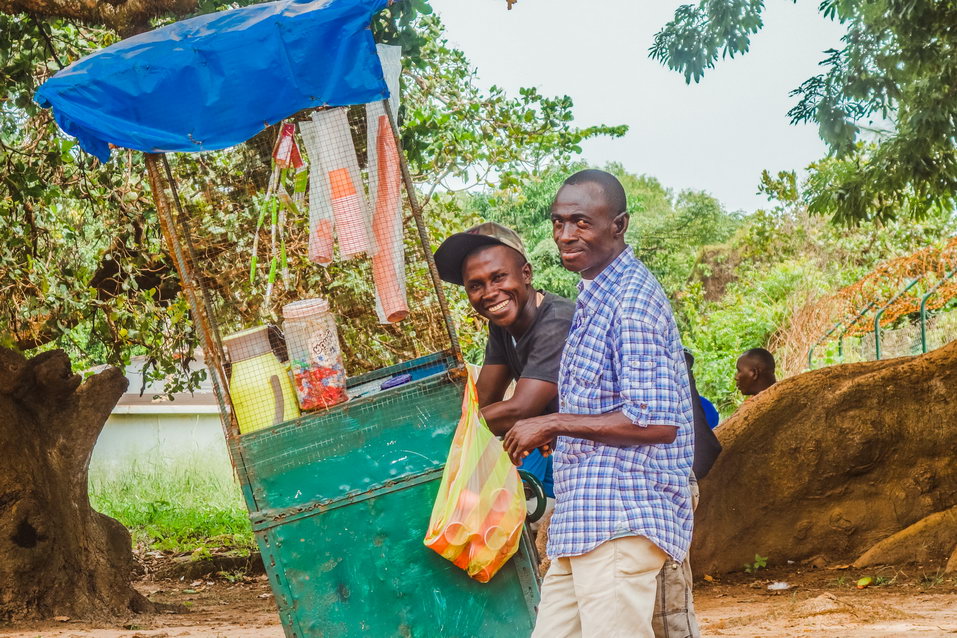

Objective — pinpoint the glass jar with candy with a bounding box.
[282,298,348,411]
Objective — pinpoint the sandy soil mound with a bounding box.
[693,340,957,575]
[854,504,957,567]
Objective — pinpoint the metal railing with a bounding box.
[920,268,957,353]
[874,277,922,360]
[807,272,957,368]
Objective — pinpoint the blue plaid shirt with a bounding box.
[547,248,695,561]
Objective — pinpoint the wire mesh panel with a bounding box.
[145,100,460,440]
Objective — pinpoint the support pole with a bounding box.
[835,301,876,364]
[383,100,463,364]
[920,268,957,353]
[145,153,238,439]
[873,277,922,360]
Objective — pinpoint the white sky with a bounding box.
[429,0,846,213]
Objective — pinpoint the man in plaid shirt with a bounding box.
[504,170,695,638]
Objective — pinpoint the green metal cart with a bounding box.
[144,143,545,636]
[229,353,541,637]
[44,0,548,631]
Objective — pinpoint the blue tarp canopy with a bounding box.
[35,0,390,162]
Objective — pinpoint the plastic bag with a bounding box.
[424,371,526,583]
[366,45,407,324]
[299,108,375,261]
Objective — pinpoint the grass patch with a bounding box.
[89,462,255,554]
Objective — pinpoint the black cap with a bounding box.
[434,222,527,286]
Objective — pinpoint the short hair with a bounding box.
[561,169,627,215]
[742,348,775,374]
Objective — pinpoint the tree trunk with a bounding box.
[0,346,151,621]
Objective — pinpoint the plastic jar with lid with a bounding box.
[222,325,300,434]
[282,298,348,411]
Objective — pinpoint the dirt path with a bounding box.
[696,567,957,637]
[2,566,955,637]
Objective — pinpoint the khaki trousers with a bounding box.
[652,476,701,638]
[531,535,667,638]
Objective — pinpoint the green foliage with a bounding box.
[0,5,623,392]
[650,0,766,84]
[651,0,957,224]
[743,553,768,573]
[683,259,826,412]
[89,463,253,553]
[680,168,957,414]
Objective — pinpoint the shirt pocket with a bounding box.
[572,364,602,388]
[625,356,658,390]
[555,436,598,463]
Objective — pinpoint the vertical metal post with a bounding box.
[808,320,843,370]
[873,277,922,360]
[383,100,463,364]
[144,153,239,440]
[836,301,876,363]
[920,268,957,353]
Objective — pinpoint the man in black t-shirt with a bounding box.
[434,222,574,497]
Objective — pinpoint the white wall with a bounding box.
[90,412,234,480]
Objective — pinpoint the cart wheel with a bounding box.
[518,470,547,523]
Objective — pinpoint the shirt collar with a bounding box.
[576,247,636,310]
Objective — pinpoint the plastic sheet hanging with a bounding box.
[423,372,526,583]
[366,45,408,323]
[299,108,375,261]
[34,0,391,163]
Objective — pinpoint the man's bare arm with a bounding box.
[480,378,558,437]
[476,364,510,408]
[503,411,676,465]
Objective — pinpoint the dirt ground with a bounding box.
[1,564,955,637]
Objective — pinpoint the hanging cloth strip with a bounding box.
[299,108,375,261]
[298,119,335,265]
[366,44,408,323]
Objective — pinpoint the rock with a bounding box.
[854,505,957,567]
[691,340,957,575]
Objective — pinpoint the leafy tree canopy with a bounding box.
[0,0,623,392]
[651,0,957,225]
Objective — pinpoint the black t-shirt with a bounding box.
[483,291,575,414]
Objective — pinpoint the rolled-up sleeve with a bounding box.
[617,315,686,428]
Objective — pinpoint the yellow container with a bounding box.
[223,326,300,434]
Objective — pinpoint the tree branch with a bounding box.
[1,0,198,36]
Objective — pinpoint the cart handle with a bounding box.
[518,470,548,523]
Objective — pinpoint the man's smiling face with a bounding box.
[461,244,532,330]
[550,181,628,280]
